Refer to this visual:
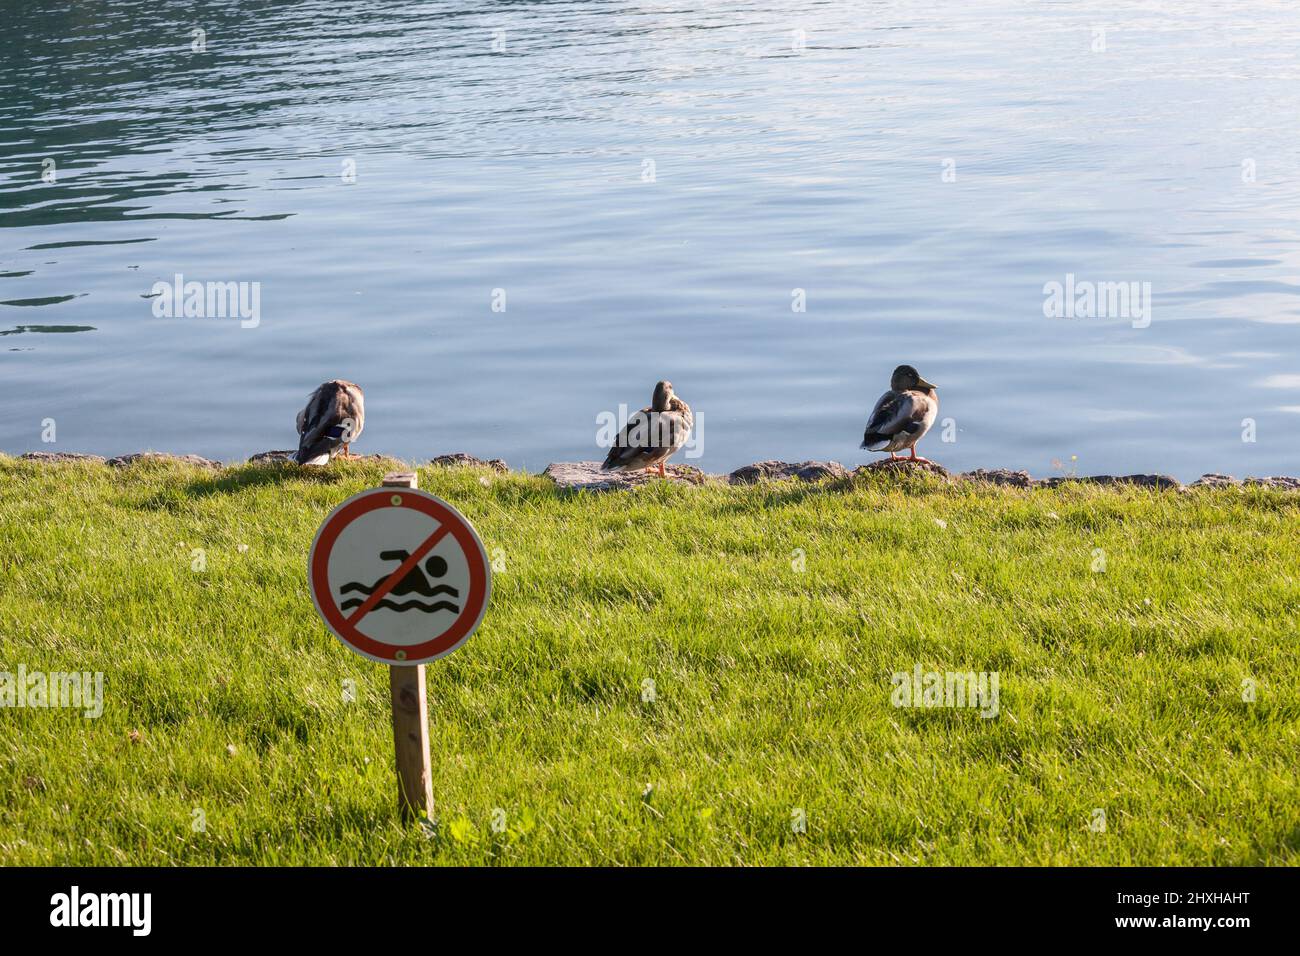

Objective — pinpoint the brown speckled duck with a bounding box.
[294,380,365,465]
[601,380,693,477]
[860,365,939,464]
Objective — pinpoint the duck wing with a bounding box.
[602,405,656,471]
[861,389,915,449]
[862,389,937,451]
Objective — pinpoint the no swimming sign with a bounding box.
[308,485,492,665]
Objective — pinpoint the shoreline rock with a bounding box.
[19,451,106,464]
[1243,476,1300,491]
[106,452,221,469]
[1037,473,1181,491]
[544,460,711,491]
[248,449,296,464]
[431,453,508,473]
[729,460,850,484]
[856,459,952,481]
[962,467,1033,488]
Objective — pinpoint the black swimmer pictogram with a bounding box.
[338,549,461,613]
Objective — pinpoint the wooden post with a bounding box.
[381,470,434,822]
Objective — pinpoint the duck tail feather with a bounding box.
[295,436,339,465]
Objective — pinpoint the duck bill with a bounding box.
[916,376,937,390]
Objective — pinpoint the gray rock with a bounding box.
[107,452,221,469]
[248,449,296,463]
[431,453,508,473]
[729,460,849,484]
[544,460,710,491]
[853,458,952,480]
[1243,476,1300,491]
[1041,474,1181,491]
[1189,473,1240,488]
[18,451,106,464]
[961,468,1033,488]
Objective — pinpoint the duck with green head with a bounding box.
[860,365,939,464]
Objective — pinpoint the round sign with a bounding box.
[308,487,492,664]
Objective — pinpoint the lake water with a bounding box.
[4,0,1299,479]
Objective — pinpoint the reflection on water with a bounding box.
[1,296,86,308]
[2,0,1299,477]
[0,325,97,336]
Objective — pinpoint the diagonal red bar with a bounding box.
[344,524,453,626]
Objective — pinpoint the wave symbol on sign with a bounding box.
[338,550,461,613]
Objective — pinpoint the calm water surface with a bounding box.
[3,0,1299,477]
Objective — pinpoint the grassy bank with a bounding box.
[1,455,1297,865]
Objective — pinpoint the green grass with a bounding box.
[1,455,1297,866]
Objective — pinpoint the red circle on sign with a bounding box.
[308,488,492,664]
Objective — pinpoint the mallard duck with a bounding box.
[601,380,693,477]
[294,380,365,465]
[861,365,939,464]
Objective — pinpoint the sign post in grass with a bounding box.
[383,471,433,821]
[308,469,494,823]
